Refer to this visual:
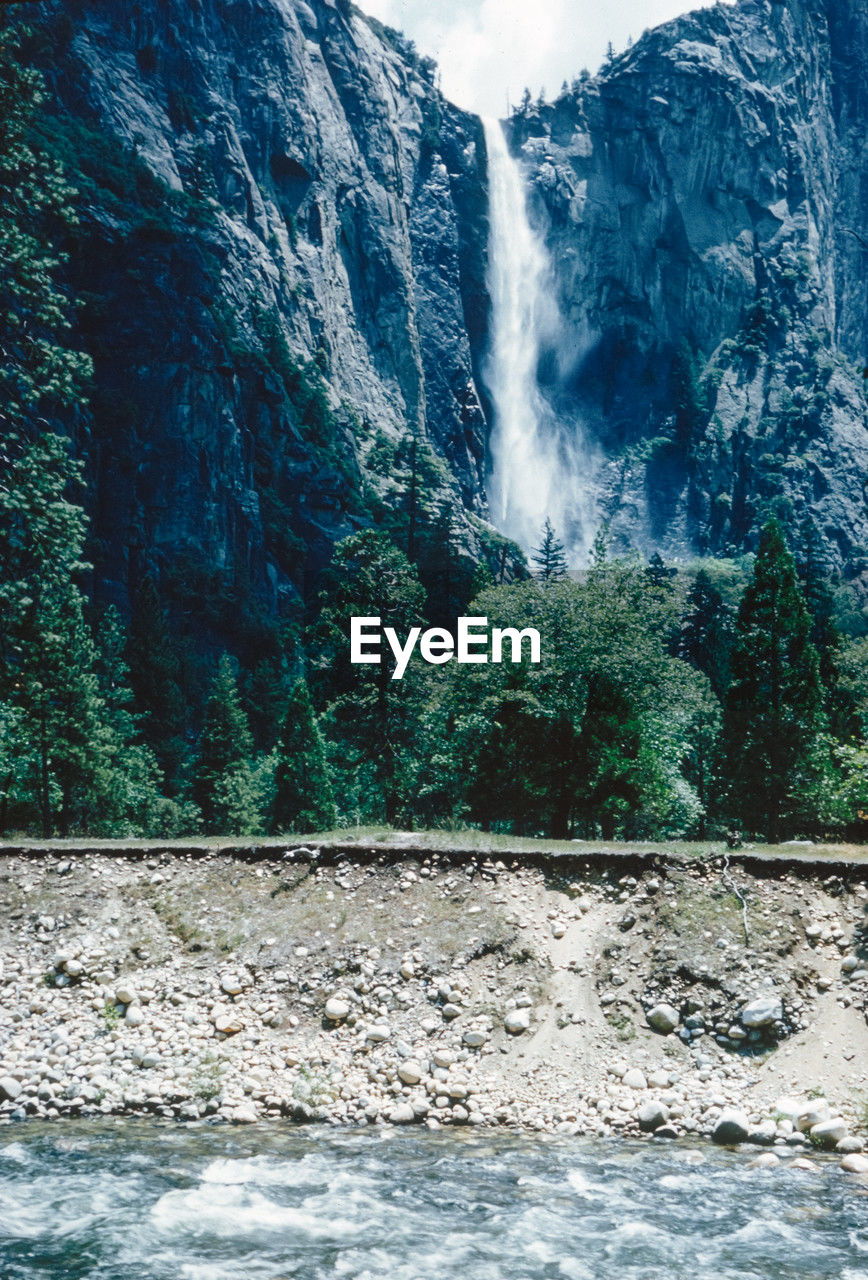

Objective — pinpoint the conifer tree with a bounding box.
[93,606,177,836]
[0,25,92,426]
[0,432,110,834]
[531,518,568,582]
[272,678,336,833]
[723,519,824,840]
[796,516,858,736]
[126,574,187,791]
[193,655,256,833]
[678,569,733,699]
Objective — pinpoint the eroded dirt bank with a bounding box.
[1,844,867,1167]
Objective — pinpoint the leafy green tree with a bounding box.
[723,519,824,840]
[531,518,568,582]
[193,655,258,833]
[272,678,336,833]
[0,24,91,426]
[310,530,427,824]
[450,557,706,839]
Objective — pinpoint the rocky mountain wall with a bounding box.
[23,0,492,625]
[12,0,868,625]
[511,0,868,569]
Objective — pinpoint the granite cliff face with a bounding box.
[27,0,492,623]
[510,0,868,570]
[20,0,868,618]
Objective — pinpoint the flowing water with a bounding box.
[2,1123,868,1279]
[482,118,595,564]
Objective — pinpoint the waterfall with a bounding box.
[482,117,594,564]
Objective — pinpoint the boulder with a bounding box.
[637,1100,669,1132]
[712,1109,750,1145]
[646,1003,679,1034]
[324,996,350,1022]
[739,995,783,1028]
[809,1117,848,1148]
[389,1103,416,1124]
[504,1008,530,1034]
[0,1077,21,1101]
[622,1068,647,1090]
[796,1100,830,1132]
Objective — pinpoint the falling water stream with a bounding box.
[482,118,594,563]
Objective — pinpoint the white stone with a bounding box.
[504,1008,530,1034]
[646,1003,679,1034]
[637,1100,668,1131]
[750,1152,780,1169]
[809,1117,848,1147]
[796,1100,830,1131]
[712,1109,750,1145]
[622,1068,647,1090]
[324,997,350,1021]
[389,1102,415,1124]
[214,1012,244,1035]
[739,994,783,1028]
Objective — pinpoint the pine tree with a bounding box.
[126,574,187,792]
[723,519,824,840]
[272,678,336,833]
[0,25,92,427]
[645,551,677,596]
[796,516,858,736]
[193,655,256,833]
[0,432,110,834]
[0,30,117,836]
[678,569,733,699]
[531,518,568,582]
[93,606,177,836]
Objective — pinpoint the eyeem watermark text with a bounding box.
[350,616,541,680]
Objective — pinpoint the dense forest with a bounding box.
[2,24,868,845]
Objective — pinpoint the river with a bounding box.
[2,1124,867,1278]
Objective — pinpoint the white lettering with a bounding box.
[384,626,422,680]
[351,616,382,663]
[350,616,542,672]
[457,616,489,664]
[492,627,541,664]
[420,627,455,664]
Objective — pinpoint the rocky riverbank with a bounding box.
[1,844,867,1173]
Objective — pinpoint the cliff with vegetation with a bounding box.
[511,0,868,569]
[2,0,868,842]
